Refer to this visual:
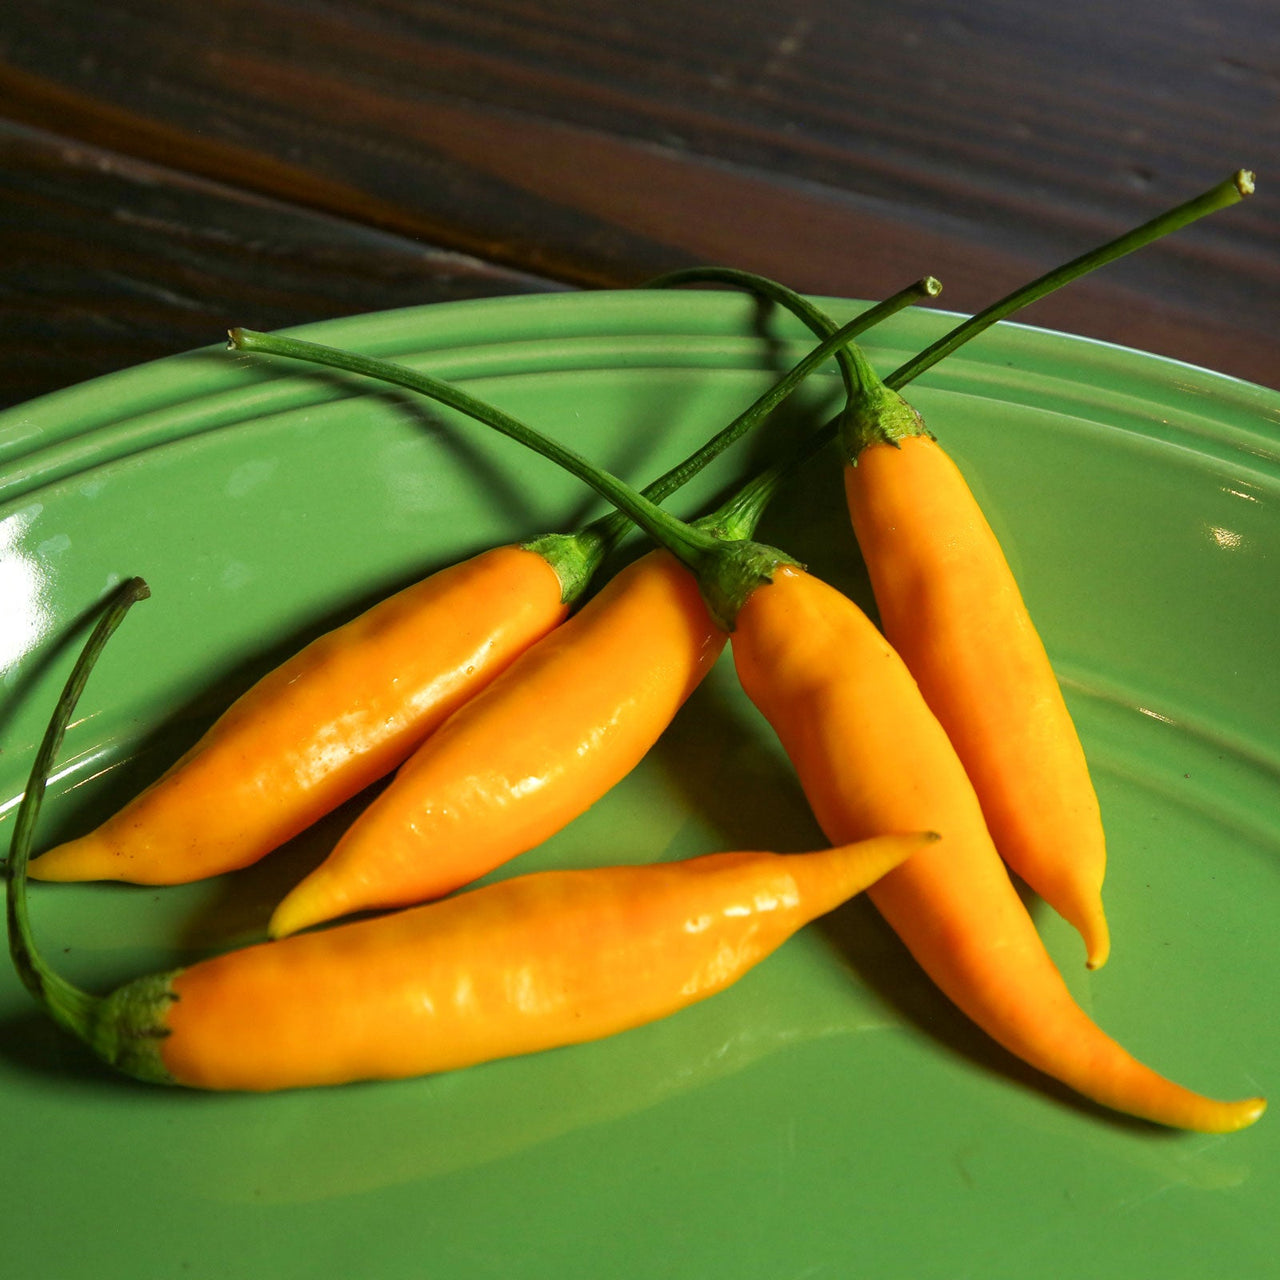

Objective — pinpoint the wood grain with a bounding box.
[2,0,1277,397]
[0,120,560,408]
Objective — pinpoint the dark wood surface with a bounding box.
[3,0,1277,410]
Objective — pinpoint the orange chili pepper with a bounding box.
[843,430,1109,965]
[731,564,1264,1134]
[7,584,930,1092]
[166,831,928,1091]
[29,545,568,884]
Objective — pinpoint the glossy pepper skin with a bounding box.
[29,546,567,885]
[844,431,1110,967]
[90,834,932,1091]
[730,565,1264,1134]
[269,549,727,937]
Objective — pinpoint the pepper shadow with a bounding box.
[272,352,794,542]
[0,1007,121,1088]
[586,290,853,571]
[196,348,647,546]
[171,779,395,952]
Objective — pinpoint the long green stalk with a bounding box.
[649,170,1255,467]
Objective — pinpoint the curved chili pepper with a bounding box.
[843,431,1110,963]
[168,832,926,1091]
[249,329,1266,1132]
[7,588,931,1091]
[731,564,1265,1134]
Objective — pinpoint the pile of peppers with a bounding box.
[5,171,1267,1133]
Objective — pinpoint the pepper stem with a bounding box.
[885,169,1255,389]
[6,578,151,1043]
[647,268,937,460]
[530,274,935,595]
[229,330,788,629]
[661,171,1256,465]
[642,269,940,426]
[621,273,938,519]
[532,273,925,595]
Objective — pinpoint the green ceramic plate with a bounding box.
[1,292,1277,1279]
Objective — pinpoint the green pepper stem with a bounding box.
[230,329,719,558]
[544,278,932,587]
[645,266,877,409]
[538,281,940,576]
[230,329,780,627]
[885,169,1255,389]
[615,277,936,494]
[670,171,1256,467]
[644,268,938,477]
[649,272,939,450]
[6,578,151,1043]
[614,273,939,530]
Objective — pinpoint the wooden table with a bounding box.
[2,0,1277,412]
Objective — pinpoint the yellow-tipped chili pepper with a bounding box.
[7,583,931,1092]
[167,832,928,1091]
[842,432,1110,963]
[835,171,1253,967]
